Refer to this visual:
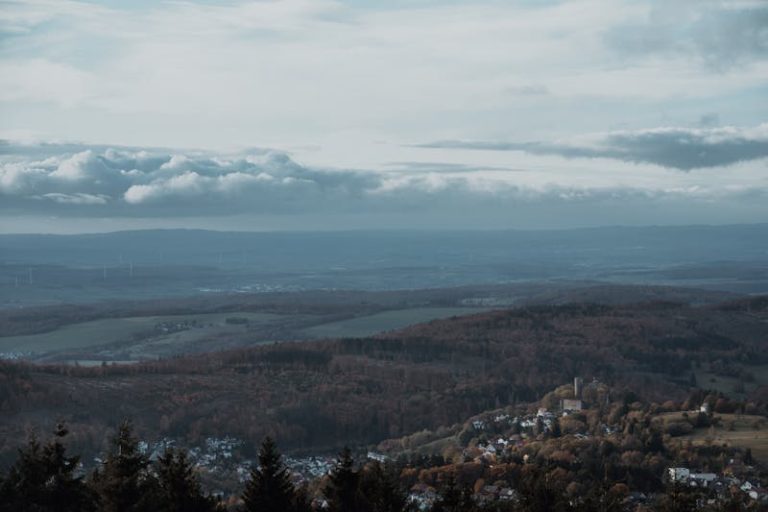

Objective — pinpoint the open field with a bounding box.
[0,283,758,365]
[0,312,284,355]
[0,307,494,362]
[299,307,493,339]
[693,365,768,400]
[659,413,768,464]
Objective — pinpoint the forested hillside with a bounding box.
[2,297,768,465]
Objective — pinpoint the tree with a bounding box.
[432,473,474,512]
[155,448,219,512]
[0,423,95,512]
[90,421,156,512]
[516,466,568,512]
[292,485,314,512]
[575,480,625,512]
[242,437,295,512]
[359,462,409,512]
[325,447,361,512]
[432,474,461,512]
[658,482,699,512]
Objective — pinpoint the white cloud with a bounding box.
[1,140,766,230]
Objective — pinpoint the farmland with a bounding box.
[680,413,768,465]
[299,307,491,339]
[0,306,491,363]
[0,312,289,361]
[693,364,768,400]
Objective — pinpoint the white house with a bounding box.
[668,467,690,482]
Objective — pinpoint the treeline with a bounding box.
[0,422,218,512]
[0,422,412,512]
[1,422,754,512]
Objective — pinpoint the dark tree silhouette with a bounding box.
[326,447,361,512]
[90,421,156,512]
[241,437,295,512]
[0,423,94,512]
[292,485,314,512]
[358,461,409,512]
[155,448,219,512]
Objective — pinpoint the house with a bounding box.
[498,487,517,501]
[690,473,716,485]
[561,399,583,412]
[668,467,691,482]
[494,414,510,423]
[367,451,387,463]
[408,484,438,511]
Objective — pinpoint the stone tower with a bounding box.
[574,377,583,399]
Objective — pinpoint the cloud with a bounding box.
[606,1,768,69]
[2,140,767,232]
[0,142,385,216]
[416,124,768,170]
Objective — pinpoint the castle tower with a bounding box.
[574,377,583,399]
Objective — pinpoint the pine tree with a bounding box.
[242,437,295,512]
[374,463,408,512]
[0,423,95,512]
[91,421,156,512]
[0,433,46,512]
[325,447,360,512]
[155,448,219,512]
[358,462,408,512]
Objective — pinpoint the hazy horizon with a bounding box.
[3,221,768,237]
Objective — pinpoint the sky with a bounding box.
[0,0,767,233]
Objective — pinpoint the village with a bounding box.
[404,378,768,510]
[76,377,768,510]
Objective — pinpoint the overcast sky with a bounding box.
[1,0,767,233]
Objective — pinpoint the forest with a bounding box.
[2,296,768,465]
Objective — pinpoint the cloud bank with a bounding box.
[1,139,767,231]
[418,124,768,170]
[0,144,384,216]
